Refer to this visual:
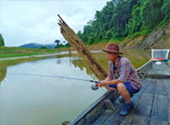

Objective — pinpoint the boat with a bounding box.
[68,49,170,125]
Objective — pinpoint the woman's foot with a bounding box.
[120,101,133,116]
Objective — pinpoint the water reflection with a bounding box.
[0,64,7,85]
[71,59,96,79]
[56,58,61,64]
[0,57,51,85]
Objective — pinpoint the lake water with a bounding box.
[0,50,151,125]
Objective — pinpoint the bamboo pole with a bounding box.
[58,15,107,80]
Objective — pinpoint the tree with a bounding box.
[54,39,60,48]
[63,40,66,44]
[0,34,5,46]
[142,0,164,28]
[127,4,143,35]
[161,0,170,20]
[40,46,47,49]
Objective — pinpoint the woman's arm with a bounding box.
[97,79,123,87]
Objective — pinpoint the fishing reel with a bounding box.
[91,84,99,90]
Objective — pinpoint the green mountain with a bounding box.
[78,0,170,48]
[20,43,56,49]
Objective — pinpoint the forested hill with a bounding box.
[77,0,170,49]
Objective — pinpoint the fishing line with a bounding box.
[8,73,105,90]
[8,73,99,83]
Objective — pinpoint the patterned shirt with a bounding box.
[107,56,142,90]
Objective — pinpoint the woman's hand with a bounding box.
[96,80,107,87]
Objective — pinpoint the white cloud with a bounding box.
[0,0,109,46]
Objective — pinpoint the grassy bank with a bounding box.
[0,46,59,58]
[0,43,109,59]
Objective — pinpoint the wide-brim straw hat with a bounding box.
[102,43,123,54]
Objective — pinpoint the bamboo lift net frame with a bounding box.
[58,15,107,80]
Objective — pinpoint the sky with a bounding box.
[0,0,109,47]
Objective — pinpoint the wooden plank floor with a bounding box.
[94,78,170,125]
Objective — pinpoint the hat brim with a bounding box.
[102,49,123,54]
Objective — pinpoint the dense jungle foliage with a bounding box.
[77,0,170,45]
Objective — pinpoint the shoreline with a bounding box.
[0,51,80,61]
[0,50,103,61]
[0,53,60,61]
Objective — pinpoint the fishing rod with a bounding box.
[8,73,100,90]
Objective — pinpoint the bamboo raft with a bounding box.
[68,49,170,125]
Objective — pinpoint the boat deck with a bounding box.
[93,78,170,125]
